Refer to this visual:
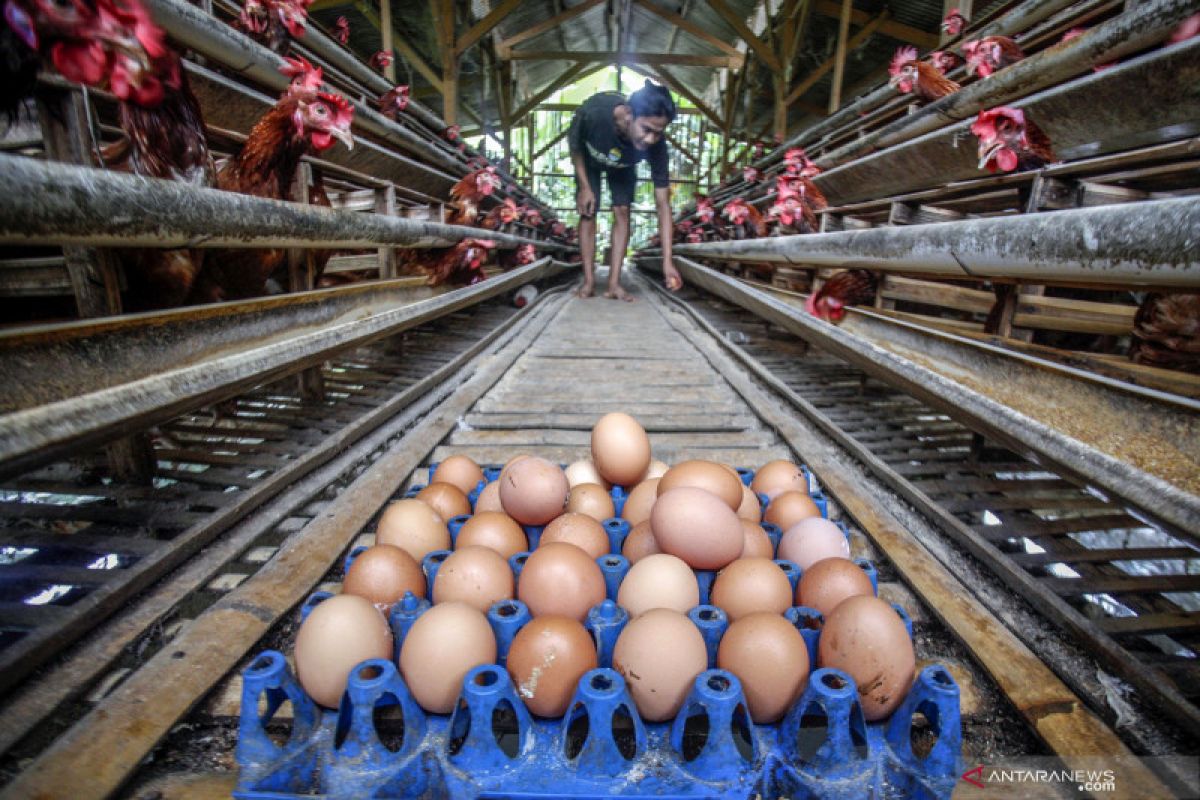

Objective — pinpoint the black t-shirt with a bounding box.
[568,92,670,188]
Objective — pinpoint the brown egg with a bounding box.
[294,594,393,708]
[456,511,528,559]
[399,601,497,713]
[591,412,652,486]
[740,520,775,559]
[763,491,821,531]
[613,608,707,722]
[710,557,793,620]
[717,612,810,723]
[376,498,451,562]
[650,487,744,570]
[342,544,426,611]
[517,542,606,621]
[751,460,809,500]
[657,460,743,510]
[540,512,609,559]
[432,546,514,613]
[417,482,472,522]
[621,520,662,564]
[778,518,850,571]
[564,460,611,490]
[797,557,874,616]
[621,478,659,527]
[566,483,616,522]
[639,459,670,481]
[736,483,762,521]
[474,481,503,513]
[432,455,485,496]
[617,553,699,616]
[818,596,914,721]
[506,615,598,717]
[500,457,569,525]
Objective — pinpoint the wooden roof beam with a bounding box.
[650,65,724,128]
[496,0,606,55]
[456,0,523,55]
[786,9,889,106]
[813,0,938,48]
[503,51,744,68]
[632,0,742,58]
[705,0,781,72]
[353,0,443,91]
[508,62,596,126]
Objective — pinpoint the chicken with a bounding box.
[929,50,963,75]
[480,197,520,230]
[942,8,967,36]
[189,57,353,302]
[769,178,818,235]
[379,85,409,118]
[889,46,961,103]
[332,15,349,44]
[404,238,495,286]
[450,164,501,207]
[721,198,767,239]
[1130,293,1200,373]
[962,36,1025,78]
[369,50,392,71]
[971,106,1055,173]
[805,270,878,322]
[694,193,715,225]
[497,243,536,271]
[743,166,761,183]
[235,0,313,54]
[523,207,542,229]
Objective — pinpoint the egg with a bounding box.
[455,511,528,559]
[650,487,744,570]
[564,459,611,490]
[639,459,670,481]
[474,481,503,513]
[431,455,485,496]
[751,460,809,500]
[375,498,451,562]
[717,612,809,723]
[590,413,651,486]
[416,482,472,522]
[657,460,743,510]
[294,594,393,708]
[500,457,569,525]
[612,608,707,721]
[778,518,850,571]
[818,596,915,721]
[517,542,606,621]
[763,491,821,531]
[342,544,426,611]
[566,483,616,522]
[399,601,497,713]
[621,478,660,526]
[506,615,598,717]
[709,557,793,620]
[617,553,699,616]
[621,520,662,564]
[540,512,609,559]
[797,557,874,616]
[432,546,515,612]
[736,483,762,521]
[740,520,775,559]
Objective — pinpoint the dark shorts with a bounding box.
[581,160,636,209]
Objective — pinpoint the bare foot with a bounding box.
[576,283,595,299]
[605,287,636,302]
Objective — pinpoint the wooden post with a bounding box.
[380,0,396,82]
[439,0,458,125]
[289,162,325,401]
[375,184,398,279]
[828,0,853,114]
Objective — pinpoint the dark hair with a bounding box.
[628,80,676,122]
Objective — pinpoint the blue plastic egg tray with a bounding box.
[233,466,961,799]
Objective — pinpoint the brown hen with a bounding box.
[1130,293,1200,373]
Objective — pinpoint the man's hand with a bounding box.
[664,261,683,291]
[576,187,597,218]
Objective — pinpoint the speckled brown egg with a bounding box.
[506,615,598,717]
[431,455,485,496]
[500,457,569,526]
[612,608,707,721]
[621,520,662,564]
[818,595,915,721]
[455,511,528,560]
[717,611,810,723]
[399,601,497,713]
[517,542,606,621]
[797,557,874,616]
[710,557,793,620]
[740,520,775,559]
[432,545,514,613]
[736,483,762,522]
[342,544,426,611]
[474,481,503,513]
[294,594,393,708]
[651,487,744,570]
[657,460,743,510]
[540,512,610,559]
[763,491,821,531]
[564,460,611,490]
[751,460,809,500]
[778,518,850,571]
[417,482,472,523]
[566,483,616,522]
[617,553,699,616]
[375,498,451,562]
[590,413,652,486]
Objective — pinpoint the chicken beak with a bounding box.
[331,126,354,150]
[978,140,1003,169]
[888,73,902,87]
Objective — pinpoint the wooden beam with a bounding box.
[632,0,742,58]
[533,103,701,113]
[650,66,724,128]
[664,130,699,164]
[785,9,889,106]
[532,125,571,162]
[705,0,781,72]
[379,0,396,82]
[436,0,457,125]
[509,62,594,126]
[497,0,605,54]
[503,51,743,68]
[828,0,854,113]
[814,0,938,48]
[456,0,522,55]
[354,1,443,91]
